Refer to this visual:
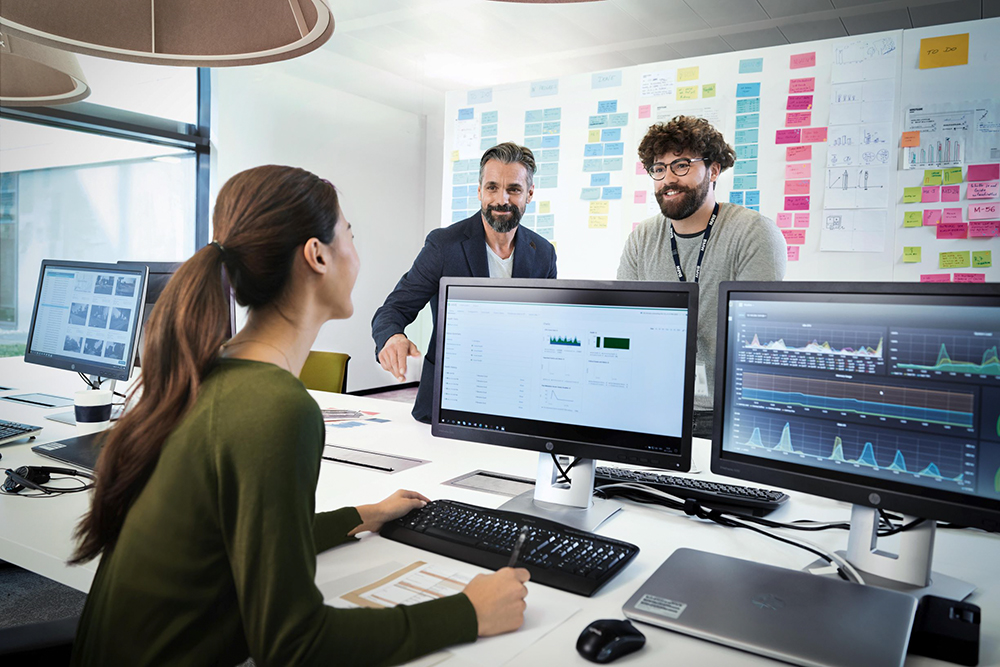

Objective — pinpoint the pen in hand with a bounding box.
[507,526,531,568]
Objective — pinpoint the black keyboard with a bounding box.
[0,419,42,447]
[380,499,639,597]
[595,466,789,516]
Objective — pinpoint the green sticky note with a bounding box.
[942,167,963,185]
[903,247,922,263]
[903,211,922,228]
[939,251,971,269]
[702,83,716,98]
[902,187,922,203]
[923,169,943,186]
[972,250,992,268]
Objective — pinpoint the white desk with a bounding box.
[1,356,997,666]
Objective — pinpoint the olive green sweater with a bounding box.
[71,359,477,666]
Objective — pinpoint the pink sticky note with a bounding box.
[781,229,806,245]
[920,274,951,283]
[954,273,986,283]
[969,220,1000,236]
[936,222,968,239]
[942,208,963,223]
[790,52,816,69]
[968,181,999,199]
[634,190,647,204]
[776,212,793,228]
[922,209,942,226]
[636,161,645,176]
[970,202,1000,220]
[801,127,827,143]
[789,77,815,94]
[787,95,813,111]
[785,180,810,195]
[786,164,811,179]
[776,129,801,144]
[638,104,651,119]
[784,196,810,211]
[941,185,960,202]
[967,163,1000,181]
[786,145,812,162]
[785,112,812,127]
[787,246,800,261]
[794,212,810,228]
[921,186,941,203]
[632,222,639,231]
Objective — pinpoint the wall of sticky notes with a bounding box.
[443,17,998,283]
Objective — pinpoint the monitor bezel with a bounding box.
[711,281,1000,532]
[24,259,149,382]
[432,277,698,471]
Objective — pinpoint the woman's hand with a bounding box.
[463,567,531,636]
[350,489,430,535]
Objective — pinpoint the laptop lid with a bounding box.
[32,432,106,471]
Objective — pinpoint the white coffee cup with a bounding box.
[75,389,113,435]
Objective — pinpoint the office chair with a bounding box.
[0,615,78,665]
[299,351,350,394]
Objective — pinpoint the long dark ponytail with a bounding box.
[72,165,339,564]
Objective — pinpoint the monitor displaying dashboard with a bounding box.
[712,282,1000,532]
[24,260,149,382]
[432,278,698,471]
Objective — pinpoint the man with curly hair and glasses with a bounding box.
[618,115,786,438]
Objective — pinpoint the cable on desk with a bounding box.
[550,454,581,485]
[78,372,127,399]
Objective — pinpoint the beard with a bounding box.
[655,170,711,221]
[481,203,523,233]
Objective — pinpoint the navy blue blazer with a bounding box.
[372,213,558,423]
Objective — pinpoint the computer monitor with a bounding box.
[432,278,698,530]
[712,281,1000,599]
[24,259,149,384]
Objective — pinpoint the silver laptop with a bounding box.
[623,548,917,667]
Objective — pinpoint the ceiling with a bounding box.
[321,0,998,90]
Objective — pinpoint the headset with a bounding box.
[2,465,95,495]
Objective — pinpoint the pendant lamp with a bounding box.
[0,0,334,67]
[0,30,89,107]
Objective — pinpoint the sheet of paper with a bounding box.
[820,209,887,252]
[831,36,898,82]
[824,166,889,208]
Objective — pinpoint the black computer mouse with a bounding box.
[576,619,646,663]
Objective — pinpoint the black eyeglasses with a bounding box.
[646,157,708,180]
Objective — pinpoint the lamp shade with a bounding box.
[0,0,334,67]
[0,30,90,107]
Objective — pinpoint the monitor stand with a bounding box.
[807,505,975,601]
[46,377,120,426]
[498,454,622,533]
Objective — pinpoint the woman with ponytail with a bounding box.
[70,165,530,666]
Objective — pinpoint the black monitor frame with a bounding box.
[432,278,698,471]
[24,259,149,382]
[711,281,1000,532]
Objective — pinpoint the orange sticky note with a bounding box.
[919,33,969,69]
[901,131,920,148]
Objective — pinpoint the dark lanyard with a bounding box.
[668,203,719,283]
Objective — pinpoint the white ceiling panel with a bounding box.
[617,42,684,65]
[758,0,834,19]
[779,17,849,43]
[671,35,735,57]
[830,0,890,7]
[722,27,788,51]
[611,0,712,35]
[841,8,912,34]
[685,0,770,28]
[908,0,983,27]
[555,2,655,42]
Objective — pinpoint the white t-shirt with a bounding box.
[486,243,514,278]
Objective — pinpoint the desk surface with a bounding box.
[0,356,996,666]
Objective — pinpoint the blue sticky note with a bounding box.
[467,185,479,196]
[733,175,758,190]
[522,214,536,227]
[525,122,543,136]
[458,108,474,120]
[729,191,744,205]
[537,175,558,189]
[735,113,760,129]
[603,158,623,171]
[531,79,559,97]
[540,149,560,162]
[584,143,604,157]
[458,159,477,172]
[541,135,560,148]
[480,138,495,150]
[452,198,465,210]
[592,70,623,89]
[590,173,611,186]
[453,186,466,197]
[739,58,763,74]
[734,159,758,175]
[481,123,498,137]
[544,108,561,121]
[580,187,602,200]
[602,186,623,200]
[734,129,759,145]
[601,128,621,142]
[467,88,493,105]
[452,211,466,222]
[747,205,759,211]
[465,197,478,209]
[589,115,609,128]
[462,172,478,184]
[537,214,555,226]
[736,82,761,98]
[543,121,561,134]
[736,98,760,114]
[538,162,558,176]
[607,113,629,127]
[525,136,543,149]
[598,100,618,113]
[536,227,555,241]
[603,142,624,156]
[525,202,537,214]
[482,110,498,124]
[452,173,465,185]
[736,144,758,159]
[745,190,760,206]
[583,158,604,172]
[525,109,544,123]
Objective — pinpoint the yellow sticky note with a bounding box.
[939,251,971,269]
[902,187,922,204]
[451,150,460,162]
[919,33,969,69]
[588,130,600,143]
[903,211,922,228]
[676,85,698,101]
[539,201,551,214]
[589,201,609,215]
[589,215,608,229]
[942,167,963,185]
[973,250,993,268]
[702,83,716,98]
[923,169,943,186]
[903,247,922,263]
[678,66,699,81]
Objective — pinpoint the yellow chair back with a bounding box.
[299,351,350,393]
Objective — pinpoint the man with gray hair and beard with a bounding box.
[373,142,558,423]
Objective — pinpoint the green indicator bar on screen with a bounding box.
[596,337,601,347]
[603,337,630,350]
